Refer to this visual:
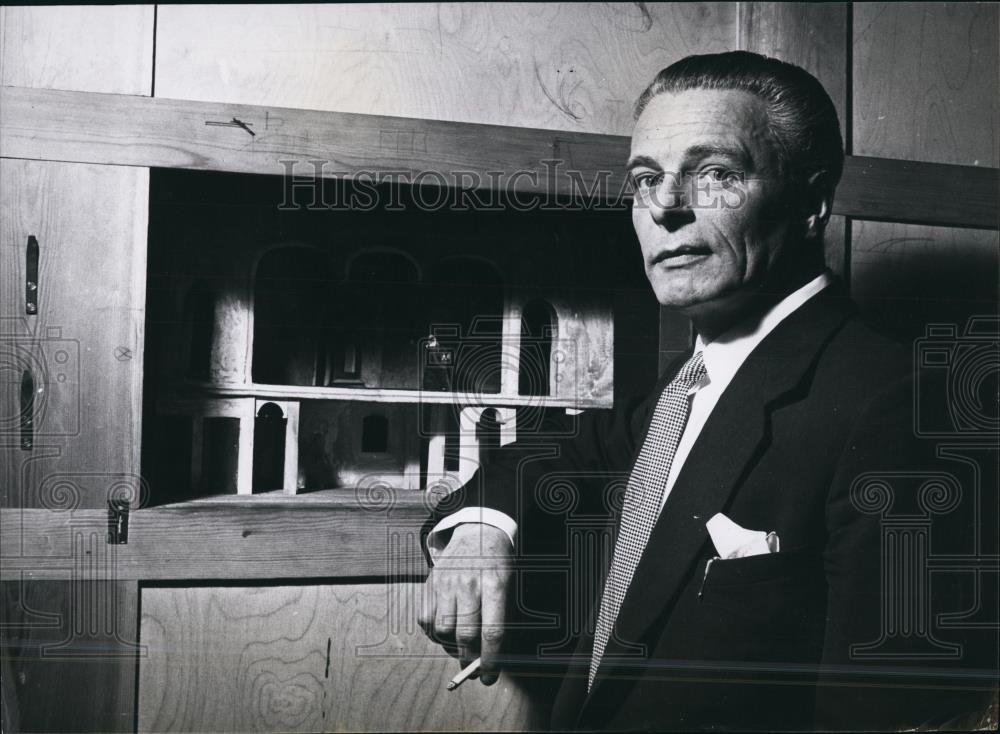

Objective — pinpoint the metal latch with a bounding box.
[26,235,39,315]
[108,499,129,544]
[20,369,33,450]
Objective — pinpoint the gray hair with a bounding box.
[634,50,844,188]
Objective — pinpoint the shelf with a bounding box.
[158,487,444,508]
[161,382,611,409]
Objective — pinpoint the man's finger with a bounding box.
[417,574,436,634]
[454,592,482,669]
[479,575,506,685]
[434,593,457,641]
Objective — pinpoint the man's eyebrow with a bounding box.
[625,155,661,171]
[683,144,753,167]
[626,145,755,173]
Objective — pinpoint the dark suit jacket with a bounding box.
[427,285,995,731]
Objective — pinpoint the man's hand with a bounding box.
[418,523,513,686]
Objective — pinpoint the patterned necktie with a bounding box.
[588,351,707,690]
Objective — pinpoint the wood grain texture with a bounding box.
[0,86,628,197]
[739,2,848,123]
[853,2,999,167]
[850,221,998,340]
[0,579,140,733]
[837,155,998,230]
[0,493,434,581]
[153,2,735,136]
[139,584,544,732]
[851,3,998,337]
[0,5,154,95]
[0,10,152,732]
[4,86,996,229]
[0,159,149,510]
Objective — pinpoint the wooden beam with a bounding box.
[2,86,996,229]
[838,156,997,230]
[0,494,435,581]
[0,85,624,199]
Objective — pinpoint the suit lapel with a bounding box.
[580,289,856,714]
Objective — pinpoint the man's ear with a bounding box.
[802,171,834,240]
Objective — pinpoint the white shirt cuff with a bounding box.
[426,507,518,562]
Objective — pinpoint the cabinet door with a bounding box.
[1,159,149,510]
[139,584,545,732]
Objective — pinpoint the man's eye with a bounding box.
[632,172,662,190]
[699,167,741,185]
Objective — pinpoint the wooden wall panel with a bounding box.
[139,584,544,732]
[0,579,140,733]
[739,2,848,123]
[154,2,735,135]
[0,160,149,510]
[853,2,998,167]
[850,222,998,339]
[0,5,154,95]
[851,2,998,339]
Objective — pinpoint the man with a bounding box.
[418,51,991,730]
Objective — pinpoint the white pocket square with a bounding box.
[705,513,780,559]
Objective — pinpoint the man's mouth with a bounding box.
[652,245,712,266]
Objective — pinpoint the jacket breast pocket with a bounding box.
[697,551,827,660]
[702,549,820,587]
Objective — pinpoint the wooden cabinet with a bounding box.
[1,4,997,733]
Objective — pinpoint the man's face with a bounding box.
[629,88,796,318]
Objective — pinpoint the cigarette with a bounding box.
[446,657,482,691]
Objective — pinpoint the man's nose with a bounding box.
[648,176,695,232]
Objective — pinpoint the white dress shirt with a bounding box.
[427,272,833,557]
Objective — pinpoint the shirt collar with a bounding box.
[694,272,833,390]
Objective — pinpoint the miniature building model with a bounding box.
[141,170,657,503]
